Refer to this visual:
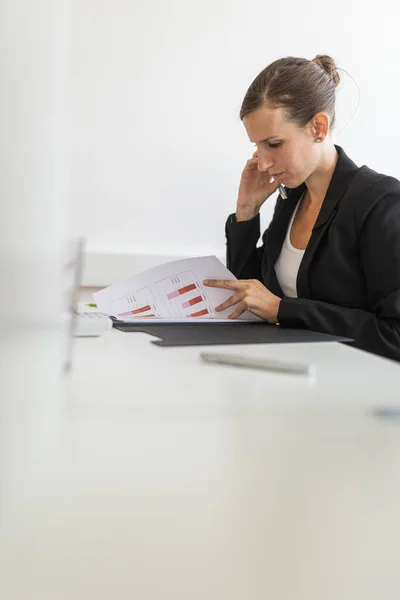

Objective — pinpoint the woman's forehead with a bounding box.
[243,106,293,142]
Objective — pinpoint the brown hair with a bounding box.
[240,55,340,129]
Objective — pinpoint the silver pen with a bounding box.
[278,184,288,199]
[269,175,288,200]
[200,352,315,377]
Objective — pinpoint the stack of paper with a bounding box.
[93,255,260,323]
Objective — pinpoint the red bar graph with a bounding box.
[188,308,209,318]
[167,283,197,300]
[182,295,203,309]
[119,305,152,317]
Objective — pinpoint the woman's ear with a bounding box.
[312,112,330,142]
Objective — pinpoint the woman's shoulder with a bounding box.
[355,164,400,196]
[336,145,400,200]
[349,164,400,232]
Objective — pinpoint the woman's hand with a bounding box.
[236,151,280,222]
[203,279,281,323]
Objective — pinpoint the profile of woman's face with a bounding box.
[243,105,323,188]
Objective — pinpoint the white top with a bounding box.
[274,196,305,298]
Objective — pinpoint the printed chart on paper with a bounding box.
[108,286,163,319]
[155,270,216,318]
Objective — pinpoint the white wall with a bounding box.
[1,0,68,324]
[66,0,400,285]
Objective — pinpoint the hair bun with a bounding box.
[312,54,340,88]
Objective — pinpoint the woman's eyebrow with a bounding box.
[249,136,280,143]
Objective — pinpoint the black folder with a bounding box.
[112,320,352,347]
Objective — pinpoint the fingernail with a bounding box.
[203,280,209,285]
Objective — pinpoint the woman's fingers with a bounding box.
[203,279,246,291]
[228,302,247,320]
[214,291,245,313]
[203,279,269,319]
[244,158,259,170]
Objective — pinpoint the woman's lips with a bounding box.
[269,172,285,183]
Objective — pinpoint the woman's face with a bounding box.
[243,104,324,188]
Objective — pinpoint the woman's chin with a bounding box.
[281,176,301,189]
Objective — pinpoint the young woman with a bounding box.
[204,55,400,362]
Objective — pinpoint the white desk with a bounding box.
[1,328,400,599]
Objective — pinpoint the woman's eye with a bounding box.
[252,141,282,149]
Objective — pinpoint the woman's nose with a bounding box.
[257,155,274,172]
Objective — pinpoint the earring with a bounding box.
[317,138,322,143]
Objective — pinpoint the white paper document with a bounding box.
[93,255,260,322]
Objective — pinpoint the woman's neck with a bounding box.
[304,142,339,208]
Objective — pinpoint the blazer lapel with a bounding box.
[296,145,359,298]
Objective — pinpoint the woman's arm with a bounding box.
[225,213,265,280]
[278,296,400,361]
[225,195,283,281]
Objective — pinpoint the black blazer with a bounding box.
[225,145,400,362]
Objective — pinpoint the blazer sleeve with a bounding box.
[225,196,282,281]
[277,189,400,362]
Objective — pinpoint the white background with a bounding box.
[66,0,400,284]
